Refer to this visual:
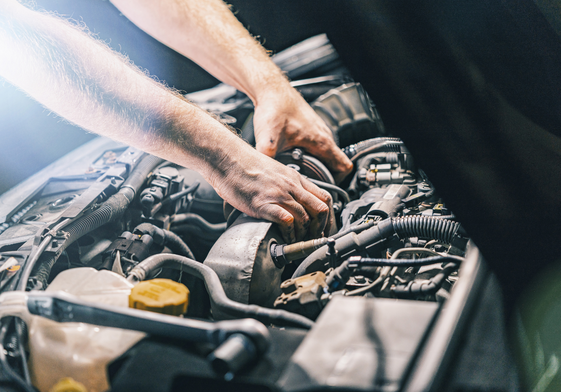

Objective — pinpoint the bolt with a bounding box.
[354,275,366,284]
[291,149,303,161]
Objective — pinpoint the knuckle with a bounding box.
[321,190,333,204]
[301,211,311,226]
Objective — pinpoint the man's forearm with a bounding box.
[109,0,353,180]
[0,1,241,179]
[0,1,333,242]
[110,0,290,105]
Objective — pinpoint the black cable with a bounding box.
[326,256,462,293]
[0,320,37,392]
[171,213,227,234]
[163,181,200,204]
[306,178,351,203]
[133,223,196,260]
[392,262,459,298]
[343,137,404,162]
[14,321,30,385]
[15,231,56,291]
[347,255,464,267]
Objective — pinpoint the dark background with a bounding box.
[0,0,322,195]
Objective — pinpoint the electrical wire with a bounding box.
[14,320,30,385]
[0,320,37,392]
[345,266,391,296]
[348,254,464,267]
[390,247,443,259]
[347,248,441,295]
[344,248,462,296]
[424,240,451,250]
[16,218,71,291]
[306,178,351,203]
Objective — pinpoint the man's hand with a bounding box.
[0,0,339,243]
[207,139,333,243]
[253,86,353,183]
[109,0,353,184]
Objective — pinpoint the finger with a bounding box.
[324,201,336,236]
[258,203,296,243]
[331,149,354,181]
[303,133,353,183]
[284,199,311,242]
[297,180,331,239]
[311,185,336,236]
[317,146,353,183]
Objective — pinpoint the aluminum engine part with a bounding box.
[204,215,285,312]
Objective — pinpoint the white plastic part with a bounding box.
[25,268,145,392]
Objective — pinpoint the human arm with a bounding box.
[109,0,353,182]
[0,1,331,242]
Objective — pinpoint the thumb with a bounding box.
[255,135,279,157]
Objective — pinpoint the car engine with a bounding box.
[0,35,484,392]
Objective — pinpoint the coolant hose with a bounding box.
[133,223,195,259]
[127,254,314,329]
[292,216,461,278]
[28,155,164,290]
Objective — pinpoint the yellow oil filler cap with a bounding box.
[50,377,88,392]
[129,278,189,315]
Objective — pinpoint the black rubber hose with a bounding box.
[0,320,38,392]
[343,137,403,161]
[171,213,227,235]
[306,178,351,203]
[292,216,461,278]
[391,216,460,244]
[119,154,164,198]
[29,155,163,289]
[349,255,464,267]
[133,223,196,260]
[127,254,314,329]
[169,226,220,244]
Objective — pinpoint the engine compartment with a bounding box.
[0,36,484,392]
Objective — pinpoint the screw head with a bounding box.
[291,149,303,161]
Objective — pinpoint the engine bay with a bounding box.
[0,36,485,392]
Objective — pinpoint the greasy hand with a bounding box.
[252,86,353,183]
[209,145,333,243]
